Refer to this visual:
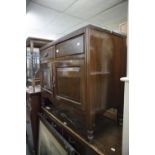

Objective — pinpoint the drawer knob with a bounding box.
[76,42,80,46]
[56,49,59,53]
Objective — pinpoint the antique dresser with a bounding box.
[40,25,127,141]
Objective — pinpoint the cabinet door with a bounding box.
[41,62,53,94]
[54,60,85,109]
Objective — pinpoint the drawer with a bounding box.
[56,35,84,57]
[41,46,55,61]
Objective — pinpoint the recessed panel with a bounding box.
[56,67,81,103]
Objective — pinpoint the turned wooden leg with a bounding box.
[86,113,95,142]
[85,107,95,142]
[87,129,94,143]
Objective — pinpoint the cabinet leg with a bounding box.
[87,129,94,143]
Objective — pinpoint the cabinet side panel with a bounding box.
[88,29,126,112]
[109,36,127,109]
[88,29,113,112]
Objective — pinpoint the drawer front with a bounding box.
[55,35,84,57]
[41,46,54,61]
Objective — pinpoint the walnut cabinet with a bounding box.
[40,25,126,140]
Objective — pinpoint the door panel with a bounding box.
[41,62,53,94]
[54,60,85,109]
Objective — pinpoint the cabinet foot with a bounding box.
[87,129,94,143]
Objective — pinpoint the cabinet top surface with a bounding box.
[40,24,126,51]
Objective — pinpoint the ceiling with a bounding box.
[26,0,128,40]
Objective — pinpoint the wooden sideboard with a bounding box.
[40,25,127,141]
